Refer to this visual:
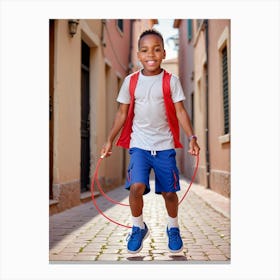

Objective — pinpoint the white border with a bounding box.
[1,0,279,279]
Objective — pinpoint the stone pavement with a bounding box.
[49,178,230,263]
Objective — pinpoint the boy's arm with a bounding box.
[174,101,200,156]
[101,103,129,157]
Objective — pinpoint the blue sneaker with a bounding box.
[127,223,149,254]
[166,227,183,253]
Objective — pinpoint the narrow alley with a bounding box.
[49,179,230,263]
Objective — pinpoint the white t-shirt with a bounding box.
[117,70,186,151]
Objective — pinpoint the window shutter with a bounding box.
[187,19,192,41]
[117,19,123,32]
[222,47,229,134]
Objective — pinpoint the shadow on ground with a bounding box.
[49,185,129,248]
[126,254,188,261]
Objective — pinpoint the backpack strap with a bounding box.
[116,71,140,149]
[129,71,140,100]
[116,70,183,149]
[162,70,183,148]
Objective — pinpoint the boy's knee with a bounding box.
[130,183,146,197]
[162,192,178,202]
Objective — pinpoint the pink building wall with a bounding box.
[103,19,132,77]
[174,19,231,198]
[208,20,231,196]
[174,19,196,180]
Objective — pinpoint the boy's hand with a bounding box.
[188,139,200,156]
[101,142,113,158]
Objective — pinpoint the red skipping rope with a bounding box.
[91,154,199,229]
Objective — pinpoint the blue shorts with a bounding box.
[125,148,180,195]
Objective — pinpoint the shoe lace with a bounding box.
[169,228,180,242]
[126,226,141,241]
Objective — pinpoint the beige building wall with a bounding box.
[208,20,231,196]
[50,19,131,214]
[162,57,178,76]
[193,19,231,196]
[174,19,231,198]
[193,20,208,187]
[104,64,124,188]
[52,20,82,210]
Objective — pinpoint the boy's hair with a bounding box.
[138,29,164,49]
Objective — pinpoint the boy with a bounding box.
[101,29,200,254]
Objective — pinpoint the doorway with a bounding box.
[49,20,54,199]
[80,40,91,192]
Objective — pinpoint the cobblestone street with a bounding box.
[49,179,230,263]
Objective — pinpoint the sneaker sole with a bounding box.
[166,230,184,254]
[167,245,184,254]
[127,229,150,254]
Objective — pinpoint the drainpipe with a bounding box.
[128,19,135,74]
[204,19,210,189]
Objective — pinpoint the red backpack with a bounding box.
[116,69,183,149]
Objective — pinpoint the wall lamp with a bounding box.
[68,19,79,37]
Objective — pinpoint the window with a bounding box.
[222,46,229,135]
[217,26,230,143]
[117,19,123,33]
[191,92,194,126]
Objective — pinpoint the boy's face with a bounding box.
[137,34,166,76]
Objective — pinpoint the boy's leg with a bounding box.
[127,183,149,254]
[161,192,178,219]
[125,149,151,254]
[129,183,146,218]
[162,192,183,253]
[152,149,183,253]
